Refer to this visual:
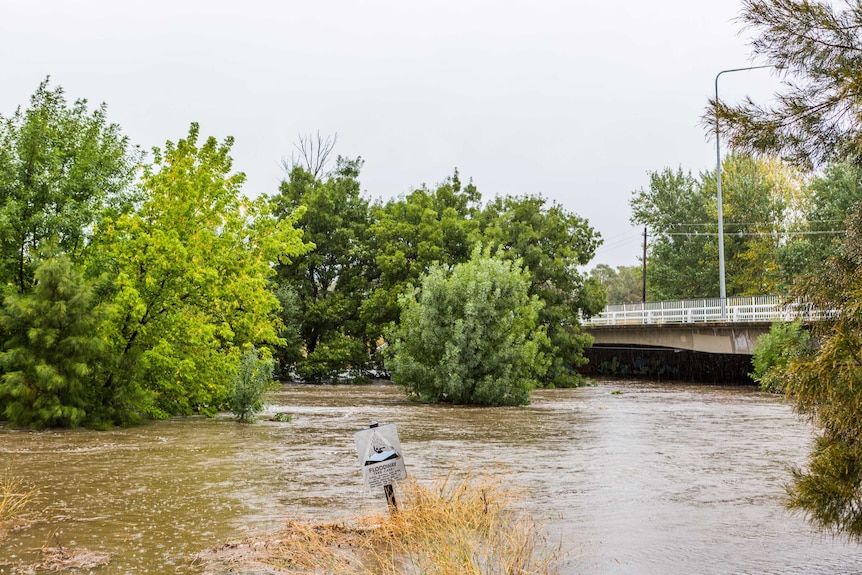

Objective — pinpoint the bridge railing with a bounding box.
[583,295,826,326]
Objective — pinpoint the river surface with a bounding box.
[1,380,861,574]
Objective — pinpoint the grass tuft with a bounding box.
[197,469,559,574]
[0,473,35,542]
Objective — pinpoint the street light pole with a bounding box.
[714,64,772,319]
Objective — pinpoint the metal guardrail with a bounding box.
[583,295,827,326]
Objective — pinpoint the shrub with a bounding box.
[229,348,275,422]
[386,247,550,406]
[750,321,811,393]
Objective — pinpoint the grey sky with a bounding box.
[2,0,782,269]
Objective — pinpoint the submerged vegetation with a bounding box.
[196,469,559,575]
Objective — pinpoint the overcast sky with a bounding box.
[2,0,783,269]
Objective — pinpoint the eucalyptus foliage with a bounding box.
[386,248,549,406]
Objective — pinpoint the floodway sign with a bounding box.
[354,423,407,489]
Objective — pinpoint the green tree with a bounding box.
[0,257,108,428]
[631,156,799,298]
[711,1,862,170]
[712,1,862,539]
[777,162,862,283]
[630,167,717,300]
[386,247,549,406]
[229,347,275,423]
[0,79,139,294]
[271,157,373,382]
[478,195,602,387]
[89,124,308,420]
[590,264,643,304]
[363,171,480,340]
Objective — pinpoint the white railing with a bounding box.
[583,295,827,326]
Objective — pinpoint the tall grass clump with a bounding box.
[198,469,559,574]
[366,470,558,575]
[0,474,34,538]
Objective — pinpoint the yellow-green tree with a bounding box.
[89,124,308,419]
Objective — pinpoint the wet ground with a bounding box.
[2,380,861,574]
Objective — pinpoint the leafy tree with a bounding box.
[363,171,480,340]
[0,79,139,294]
[386,247,549,406]
[0,257,108,428]
[777,162,862,283]
[631,156,800,298]
[89,124,308,419]
[590,264,643,304]
[710,1,862,170]
[229,347,275,423]
[630,167,717,300]
[271,156,373,382]
[478,195,602,387]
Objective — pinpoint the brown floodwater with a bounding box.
[1,380,861,574]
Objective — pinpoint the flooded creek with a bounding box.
[2,380,862,574]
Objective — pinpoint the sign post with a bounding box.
[354,421,407,511]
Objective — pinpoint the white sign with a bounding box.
[353,423,407,489]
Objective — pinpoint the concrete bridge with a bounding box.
[583,295,822,355]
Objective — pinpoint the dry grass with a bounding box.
[0,473,34,529]
[196,469,559,575]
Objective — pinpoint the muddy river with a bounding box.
[2,380,861,574]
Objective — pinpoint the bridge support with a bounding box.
[585,322,773,355]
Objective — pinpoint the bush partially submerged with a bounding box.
[197,470,559,574]
[229,347,275,423]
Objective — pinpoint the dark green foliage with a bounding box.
[272,284,304,378]
[750,321,810,393]
[272,157,373,382]
[295,332,370,384]
[779,206,862,538]
[386,248,550,406]
[711,0,862,170]
[230,347,275,423]
[0,257,106,428]
[479,195,601,387]
[630,156,797,298]
[777,162,862,284]
[363,171,480,339]
[630,167,717,299]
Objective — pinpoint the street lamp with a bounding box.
[714,64,772,319]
